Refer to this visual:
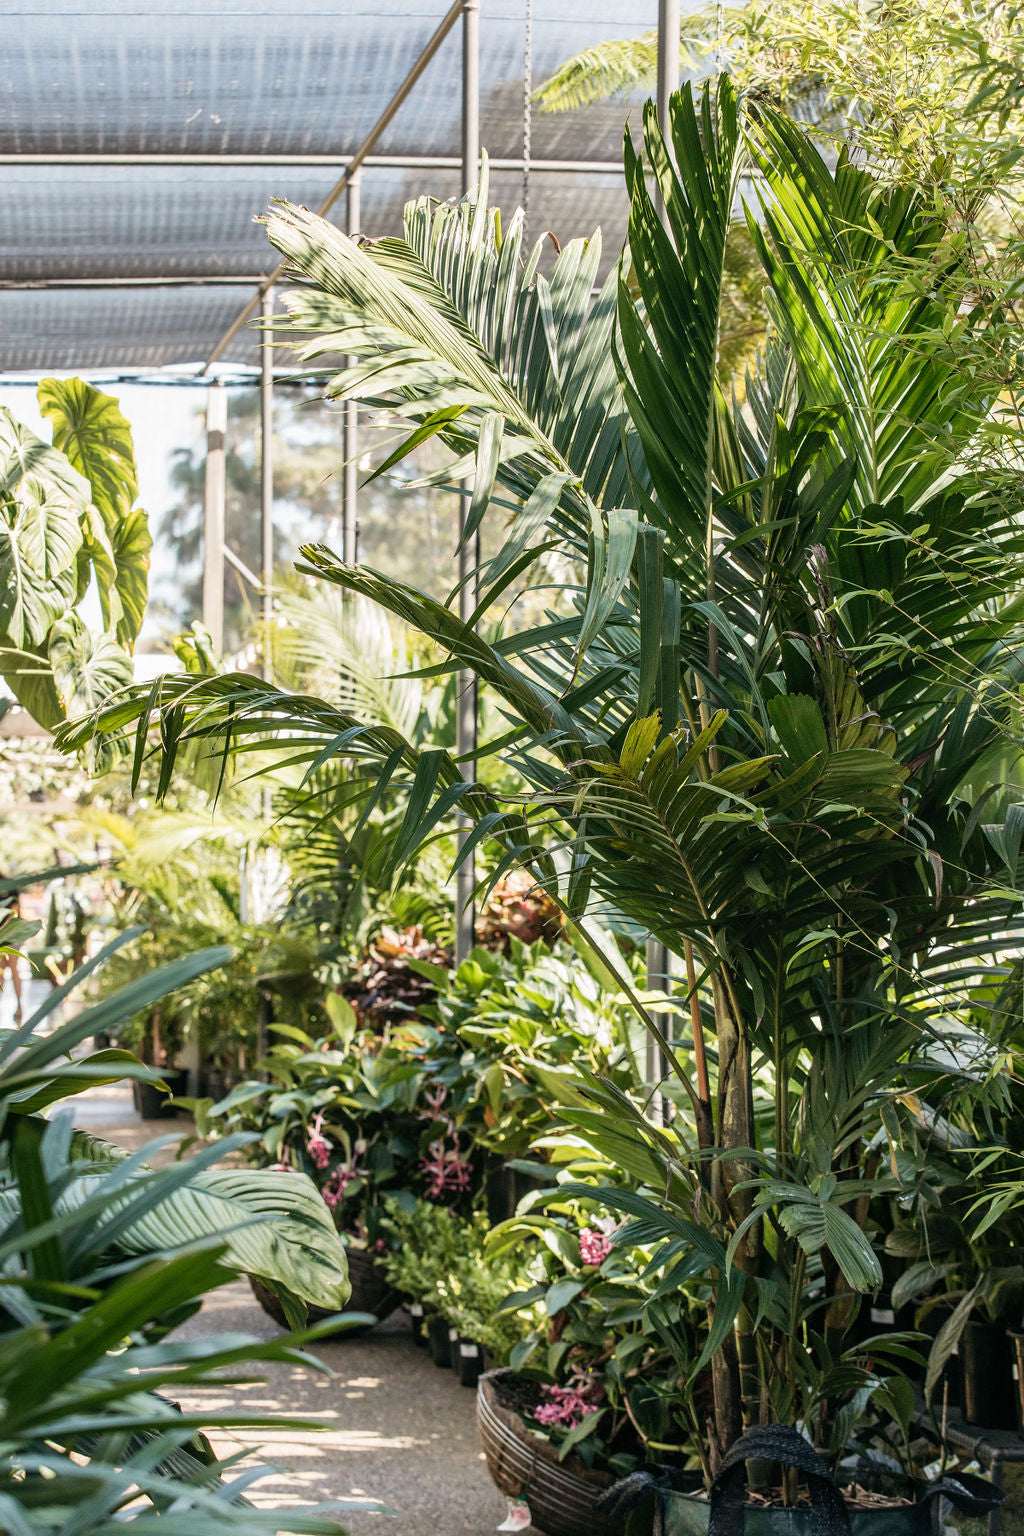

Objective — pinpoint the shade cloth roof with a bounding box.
[0,2,654,372]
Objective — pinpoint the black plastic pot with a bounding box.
[959,1320,1016,1430]
[449,1326,463,1376]
[454,1336,483,1388]
[428,1313,451,1368]
[634,1425,1005,1536]
[1009,1329,1024,1430]
[408,1303,428,1348]
[132,1070,188,1120]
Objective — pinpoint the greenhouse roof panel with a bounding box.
[0,2,651,368]
[0,3,652,161]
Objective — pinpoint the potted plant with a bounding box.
[377,1196,532,1374]
[67,70,1024,1526]
[475,1183,705,1535]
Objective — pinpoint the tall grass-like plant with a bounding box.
[63,82,1024,1463]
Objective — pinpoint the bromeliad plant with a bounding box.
[63,76,1024,1472]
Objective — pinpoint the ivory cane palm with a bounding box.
[61,80,1024,1459]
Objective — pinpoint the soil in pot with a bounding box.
[477,1369,620,1536]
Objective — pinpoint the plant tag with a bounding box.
[1015,1364,1020,1382]
[460,1341,480,1358]
[870,1307,895,1325]
[449,1326,460,1343]
[410,1304,423,1319]
[497,1499,532,1532]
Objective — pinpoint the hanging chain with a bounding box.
[523,0,533,243]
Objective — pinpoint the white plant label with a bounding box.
[497,1498,532,1532]
[460,1342,480,1358]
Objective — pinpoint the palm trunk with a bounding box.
[711,971,760,1446]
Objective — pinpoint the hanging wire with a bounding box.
[522,0,533,244]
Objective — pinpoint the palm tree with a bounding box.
[63,80,1024,1459]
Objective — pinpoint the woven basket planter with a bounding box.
[250,1244,401,1333]
[477,1369,620,1536]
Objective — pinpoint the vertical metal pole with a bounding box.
[645,2,681,1113]
[202,381,226,654]
[655,0,680,217]
[455,0,481,967]
[260,287,275,682]
[342,172,362,565]
[658,0,680,125]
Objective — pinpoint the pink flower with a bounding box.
[422,1084,448,1116]
[532,1384,601,1430]
[321,1145,366,1210]
[419,1137,473,1200]
[307,1111,331,1170]
[579,1227,612,1266]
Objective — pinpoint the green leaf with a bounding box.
[48,613,133,719]
[38,377,139,523]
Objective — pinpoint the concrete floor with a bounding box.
[83,1086,509,1536]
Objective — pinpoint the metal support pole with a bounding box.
[342,173,361,566]
[645,938,670,1123]
[202,381,227,654]
[655,0,680,217]
[645,2,681,1103]
[203,0,467,372]
[455,0,481,967]
[260,287,274,681]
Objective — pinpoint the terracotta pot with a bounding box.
[477,1369,619,1536]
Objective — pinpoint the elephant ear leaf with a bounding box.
[38,377,151,650]
[38,377,138,522]
[48,614,134,721]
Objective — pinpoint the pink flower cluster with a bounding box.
[533,1384,600,1430]
[578,1226,613,1266]
[321,1143,367,1212]
[419,1138,473,1200]
[307,1111,331,1170]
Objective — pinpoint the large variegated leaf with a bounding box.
[49,612,134,718]
[39,377,151,650]
[39,377,138,522]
